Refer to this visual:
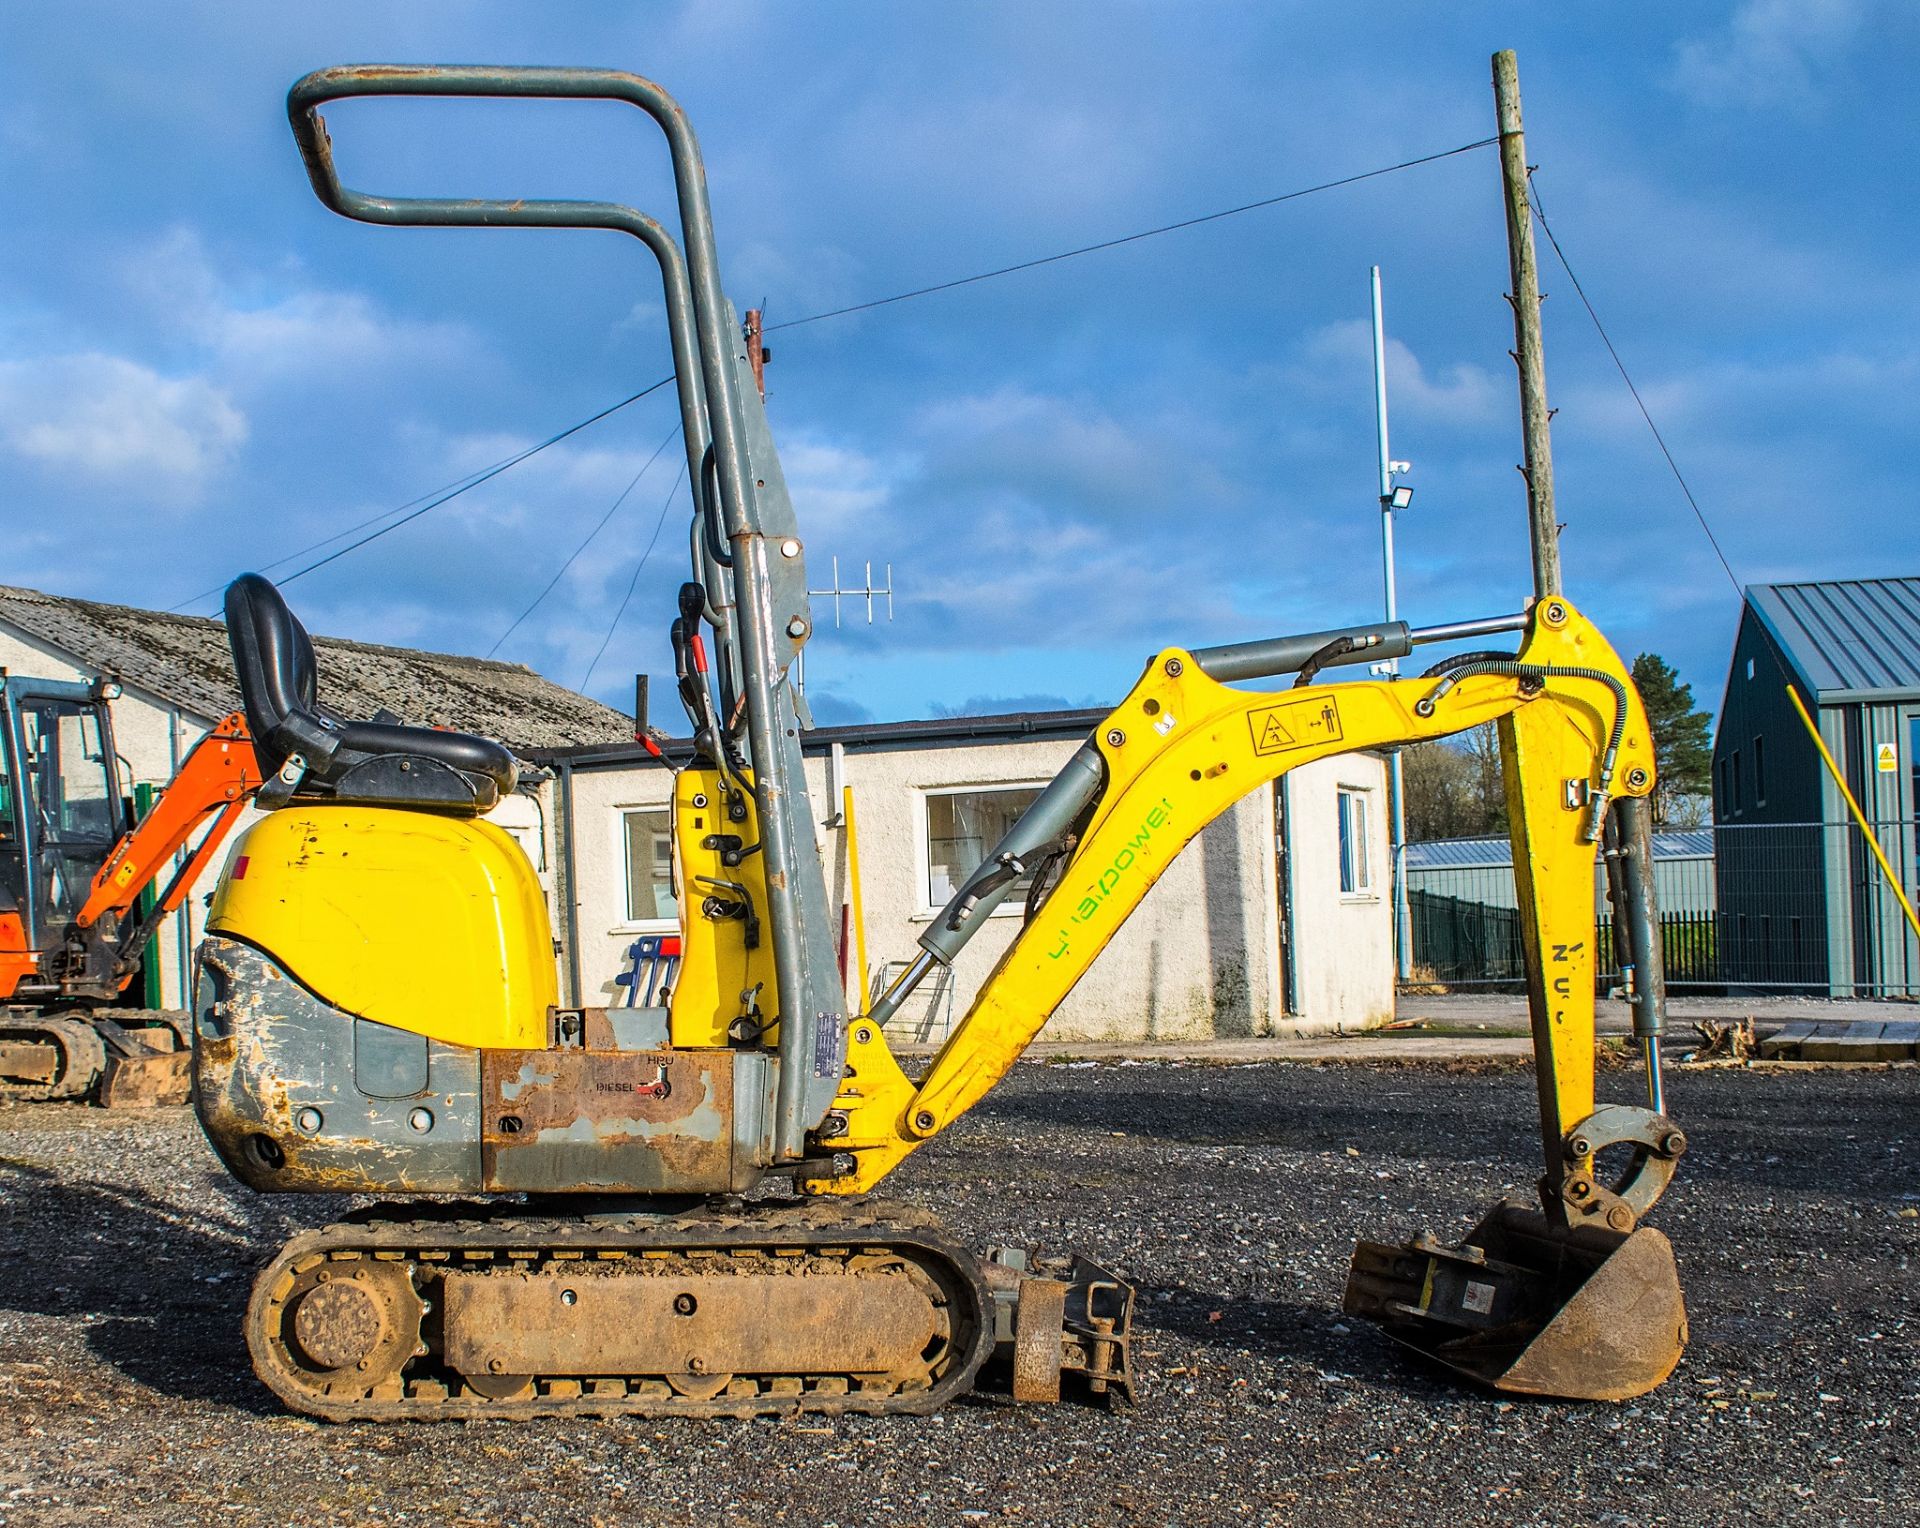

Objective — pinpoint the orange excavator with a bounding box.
[0,673,261,1104]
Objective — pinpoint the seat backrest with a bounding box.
[224,573,318,776]
[222,573,518,812]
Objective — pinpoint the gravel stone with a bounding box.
[0,1059,1913,1526]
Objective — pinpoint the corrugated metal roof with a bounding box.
[1405,836,1513,870]
[1407,830,1712,870]
[1747,577,1920,702]
[0,584,633,749]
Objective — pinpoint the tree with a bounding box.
[1402,655,1712,837]
[1401,723,1507,840]
[1629,653,1713,825]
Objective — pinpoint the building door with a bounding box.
[1273,779,1295,1016]
[1900,712,1920,994]
[1856,706,1920,996]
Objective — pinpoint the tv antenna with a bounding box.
[796,556,895,692]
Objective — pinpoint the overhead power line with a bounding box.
[170,377,674,611]
[277,377,674,591]
[1526,174,1744,598]
[168,455,520,613]
[180,136,1492,602]
[581,461,689,694]
[486,421,683,658]
[767,137,1498,331]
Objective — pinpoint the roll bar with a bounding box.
[283,64,845,1159]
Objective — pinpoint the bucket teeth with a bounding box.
[1344,1199,1687,1402]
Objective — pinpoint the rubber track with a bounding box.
[245,1198,995,1421]
[0,1016,104,1103]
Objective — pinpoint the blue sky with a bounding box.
[3,2,1914,728]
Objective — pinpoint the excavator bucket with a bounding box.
[1344,1198,1687,1402]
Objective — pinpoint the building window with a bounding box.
[1747,657,1756,682]
[1752,735,1766,806]
[1716,756,1728,819]
[923,785,1043,908]
[1731,749,1742,814]
[1337,787,1374,896]
[623,809,678,924]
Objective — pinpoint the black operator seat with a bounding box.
[222,573,518,814]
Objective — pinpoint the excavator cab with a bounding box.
[0,658,265,1105]
[0,675,130,981]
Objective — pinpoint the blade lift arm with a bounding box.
[804,599,1678,1226]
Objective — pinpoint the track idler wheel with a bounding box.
[253,1254,425,1404]
[1344,1105,1688,1402]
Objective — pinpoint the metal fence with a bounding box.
[1404,819,1920,996]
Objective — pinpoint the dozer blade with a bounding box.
[96,1015,193,1108]
[1343,1198,1687,1402]
[98,1048,192,1108]
[985,1249,1135,1407]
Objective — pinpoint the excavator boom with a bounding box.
[73,711,258,943]
[803,596,1687,1398]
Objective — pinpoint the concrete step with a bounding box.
[1760,1019,1919,1062]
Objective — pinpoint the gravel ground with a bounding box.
[0,1059,1914,1527]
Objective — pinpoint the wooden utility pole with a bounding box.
[1492,49,1561,601]
[1493,52,1668,1107]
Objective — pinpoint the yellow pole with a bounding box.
[1786,684,1920,944]
[843,784,870,1013]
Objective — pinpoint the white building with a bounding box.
[533,713,1395,1044]
[0,583,1394,1038]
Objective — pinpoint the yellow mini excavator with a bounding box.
[190,64,1688,1420]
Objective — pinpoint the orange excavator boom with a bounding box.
[74,711,261,947]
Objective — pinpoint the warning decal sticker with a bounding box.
[1246,696,1344,755]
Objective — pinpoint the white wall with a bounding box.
[1282,752,1395,1032]
[555,733,1396,1044]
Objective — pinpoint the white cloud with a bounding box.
[0,352,246,501]
[210,288,469,377]
[1558,346,1919,443]
[726,240,865,330]
[1671,0,1866,112]
[126,226,475,380]
[0,226,479,513]
[778,433,896,538]
[911,385,1235,521]
[1295,321,1501,428]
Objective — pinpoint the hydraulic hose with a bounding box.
[1420,649,1525,679]
[1415,660,1630,841]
